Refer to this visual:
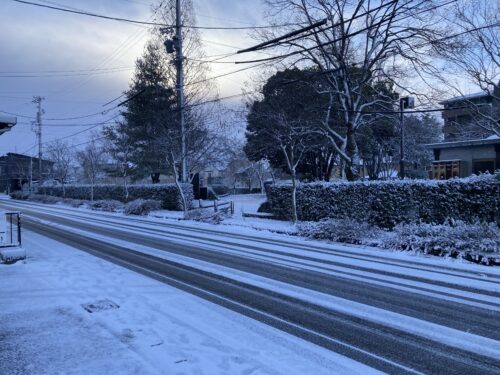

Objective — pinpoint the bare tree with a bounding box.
[260,0,448,179]
[103,123,134,199]
[47,140,72,197]
[249,111,310,222]
[251,160,271,194]
[77,135,105,201]
[439,0,499,136]
[152,0,219,181]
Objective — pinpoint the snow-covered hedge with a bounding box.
[267,174,500,227]
[296,218,499,264]
[298,219,381,245]
[123,199,161,216]
[40,184,193,211]
[381,220,499,255]
[90,200,124,212]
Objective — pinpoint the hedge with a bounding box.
[40,184,193,211]
[266,174,500,228]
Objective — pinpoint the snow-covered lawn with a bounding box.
[151,194,295,234]
[0,230,379,375]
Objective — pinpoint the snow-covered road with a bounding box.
[1,231,368,375]
[1,199,499,374]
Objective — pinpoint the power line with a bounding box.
[234,0,459,64]
[10,0,305,30]
[18,120,118,127]
[0,66,134,74]
[11,0,169,27]
[0,67,134,78]
[0,110,35,119]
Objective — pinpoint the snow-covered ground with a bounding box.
[151,194,295,233]
[0,230,380,375]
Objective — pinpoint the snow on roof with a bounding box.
[426,136,500,149]
[0,114,17,125]
[0,114,17,135]
[440,91,489,104]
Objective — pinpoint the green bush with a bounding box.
[381,221,500,255]
[267,174,499,228]
[9,191,30,200]
[124,199,161,216]
[90,200,124,212]
[39,183,193,211]
[297,219,382,245]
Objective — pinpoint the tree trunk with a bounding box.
[90,183,94,202]
[123,171,129,200]
[344,126,358,181]
[291,172,298,223]
[170,155,188,215]
[151,173,160,184]
[269,168,276,184]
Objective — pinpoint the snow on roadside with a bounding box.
[0,230,381,375]
[3,197,500,276]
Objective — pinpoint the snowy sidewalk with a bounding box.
[0,231,379,375]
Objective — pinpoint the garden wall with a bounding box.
[40,184,193,211]
[267,174,500,227]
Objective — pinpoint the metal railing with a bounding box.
[0,211,22,248]
[197,199,235,215]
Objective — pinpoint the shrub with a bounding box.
[10,191,30,200]
[257,201,272,213]
[211,184,230,196]
[60,198,85,208]
[382,221,500,255]
[90,200,124,212]
[124,199,161,216]
[184,208,226,224]
[27,194,61,204]
[297,218,382,245]
[40,183,193,211]
[267,174,499,228]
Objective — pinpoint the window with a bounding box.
[432,161,461,180]
[473,159,495,175]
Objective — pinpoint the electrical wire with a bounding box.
[0,68,134,78]
[10,0,306,30]
[234,0,460,63]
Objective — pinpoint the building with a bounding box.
[0,153,54,193]
[426,136,500,179]
[0,114,16,135]
[440,90,499,141]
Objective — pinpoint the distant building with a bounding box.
[440,91,499,141]
[0,153,53,193]
[0,114,17,135]
[426,136,500,179]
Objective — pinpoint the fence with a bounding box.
[0,212,22,248]
[197,199,235,215]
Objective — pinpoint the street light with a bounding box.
[399,96,415,179]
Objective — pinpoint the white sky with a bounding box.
[0,0,266,155]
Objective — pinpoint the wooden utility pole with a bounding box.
[33,96,44,184]
[175,0,187,183]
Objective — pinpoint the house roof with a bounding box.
[0,114,17,135]
[0,152,54,164]
[426,136,500,149]
[439,91,490,105]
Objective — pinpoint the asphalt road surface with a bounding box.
[2,199,499,375]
